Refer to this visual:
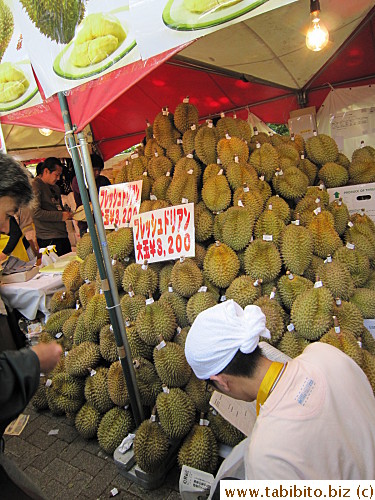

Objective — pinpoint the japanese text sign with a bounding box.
[132,203,195,264]
[99,180,142,229]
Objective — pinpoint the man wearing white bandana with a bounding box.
[185,299,375,480]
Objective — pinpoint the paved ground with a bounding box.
[3,403,181,500]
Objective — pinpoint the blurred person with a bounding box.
[32,157,73,256]
[185,300,375,480]
[71,153,111,237]
[0,152,62,499]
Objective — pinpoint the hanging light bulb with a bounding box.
[38,128,53,137]
[306,0,329,52]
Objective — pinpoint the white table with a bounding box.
[0,273,65,320]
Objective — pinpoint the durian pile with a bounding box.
[32,97,375,477]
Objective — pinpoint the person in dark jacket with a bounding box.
[0,152,62,499]
[32,157,73,256]
[71,153,111,237]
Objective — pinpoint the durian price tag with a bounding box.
[132,203,195,264]
[99,180,142,229]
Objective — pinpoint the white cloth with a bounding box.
[185,300,270,379]
[246,343,375,479]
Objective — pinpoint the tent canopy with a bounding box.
[2,0,374,160]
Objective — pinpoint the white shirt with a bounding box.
[246,343,375,479]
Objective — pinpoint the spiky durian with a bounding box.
[352,145,375,164]
[97,407,134,455]
[182,125,198,155]
[153,108,180,149]
[194,123,218,165]
[272,167,309,201]
[133,358,162,406]
[178,421,218,474]
[144,138,164,159]
[106,360,129,407]
[280,223,313,275]
[232,185,264,221]
[73,313,98,345]
[345,226,375,261]
[226,275,262,309]
[349,289,375,319]
[254,295,285,345]
[186,289,217,325]
[328,199,350,236]
[298,157,318,185]
[317,259,354,301]
[45,309,76,335]
[333,243,370,287]
[50,290,76,313]
[80,253,98,283]
[153,339,191,388]
[171,258,203,298]
[278,330,309,359]
[76,232,93,260]
[201,171,231,213]
[133,412,169,473]
[78,282,96,309]
[203,241,240,289]
[308,211,342,258]
[244,240,282,284]
[361,327,375,355]
[148,153,172,181]
[136,298,177,346]
[349,160,375,184]
[173,326,190,349]
[122,263,158,297]
[249,130,271,151]
[194,201,214,242]
[62,309,81,339]
[217,135,249,169]
[167,169,198,205]
[266,195,291,224]
[216,114,240,139]
[151,172,172,201]
[83,294,109,334]
[305,134,338,164]
[174,97,199,134]
[32,384,49,411]
[0,0,13,62]
[320,319,362,367]
[249,143,279,181]
[99,324,117,363]
[156,387,195,439]
[254,206,285,248]
[235,117,252,144]
[319,162,349,188]
[278,273,313,311]
[185,374,211,413]
[225,160,258,191]
[75,403,101,440]
[107,228,133,260]
[19,0,85,44]
[209,410,245,447]
[62,260,84,292]
[65,341,101,377]
[291,284,334,340]
[303,255,324,283]
[159,285,189,328]
[84,367,113,414]
[220,205,255,251]
[332,298,364,338]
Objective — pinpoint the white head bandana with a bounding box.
[185,299,271,379]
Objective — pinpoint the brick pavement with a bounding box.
[3,404,181,500]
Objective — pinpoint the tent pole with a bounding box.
[57,92,144,426]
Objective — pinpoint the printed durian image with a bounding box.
[0,0,14,62]
[19,0,85,44]
[70,13,126,68]
[0,63,29,103]
[183,0,243,14]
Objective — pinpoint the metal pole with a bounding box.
[58,92,144,426]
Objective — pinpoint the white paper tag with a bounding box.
[64,351,69,357]
[216,158,222,164]
[166,171,171,177]
[181,198,189,204]
[220,295,227,302]
[187,154,194,159]
[220,112,225,118]
[162,109,169,116]
[234,155,239,163]
[348,221,354,227]
[313,207,321,215]
[253,280,260,287]
[288,273,294,280]
[150,194,157,201]
[263,234,273,241]
[199,419,210,426]
[313,130,318,136]
[141,263,148,270]
[162,386,170,394]
[254,129,259,136]
[238,200,244,207]
[131,153,139,159]
[256,142,261,149]
[314,281,323,288]
[48,429,59,436]
[142,171,148,177]
[156,340,166,350]
[168,286,173,293]
[118,433,136,454]
[208,122,213,128]
[45,379,52,387]
[225,133,231,140]
[334,326,341,334]
[291,220,300,226]
[55,332,63,339]
[128,290,135,297]
[346,242,355,250]
[154,151,159,157]
[145,297,154,305]
[243,185,249,192]
[176,326,182,334]
[218,169,223,176]
[287,324,295,332]
[300,154,305,159]
[191,124,196,130]
[335,298,342,306]
[269,291,276,299]
[324,256,332,263]
[198,286,207,292]
[259,175,265,181]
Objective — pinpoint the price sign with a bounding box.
[99,180,142,229]
[132,203,195,264]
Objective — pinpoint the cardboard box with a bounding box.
[0,266,39,284]
[288,106,317,140]
[364,320,375,340]
[327,183,375,223]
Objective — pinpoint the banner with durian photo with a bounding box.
[11,0,141,99]
[129,0,297,60]
[0,0,42,116]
